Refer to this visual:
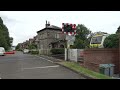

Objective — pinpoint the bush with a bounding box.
[30,50,39,55]
[50,48,65,54]
[103,34,119,48]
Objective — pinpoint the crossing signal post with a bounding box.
[62,23,76,61]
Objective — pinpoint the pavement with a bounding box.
[0,51,85,79]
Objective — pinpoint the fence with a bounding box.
[65,49,84,62]
[38,49,51,55]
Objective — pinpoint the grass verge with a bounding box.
[58,61,113,79]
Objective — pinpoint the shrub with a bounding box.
[50,48,65,54]
[30,50,39,55]
[103,34,119,48]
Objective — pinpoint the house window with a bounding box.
[60,45,64,48]
[57,34,59,39]
[55,34,59,39]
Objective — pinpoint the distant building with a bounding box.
[29,38,34,45]
[21,40,29,49]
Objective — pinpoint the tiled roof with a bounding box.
[37,25,62,33]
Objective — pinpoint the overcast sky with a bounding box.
[0,11,119,46]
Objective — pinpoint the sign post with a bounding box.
[62,23,76,61]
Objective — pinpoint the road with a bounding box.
[0,51,85,79]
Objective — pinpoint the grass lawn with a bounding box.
[58,61,113,79]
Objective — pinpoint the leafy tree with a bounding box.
[16,44,20,50]
[73,24,92,49]
[0,17,11,50]
[28,44,37,50]
[0,32,8,50]
[116,26,120,34]
[103,34,119,48]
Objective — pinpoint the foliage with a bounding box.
[16,44,21,50]
[28,44,37,50]
[116,26,120,34]
[50,48,65,54]
[0,17,11,50]
[103,34,119,48]
[29,50,39,55]
[73,24,92,49]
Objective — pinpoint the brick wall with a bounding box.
[84,48,119,74]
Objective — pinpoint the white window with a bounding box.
[57,34,59,39]
[55,34,59,39]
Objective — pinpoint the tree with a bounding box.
[103,34,119,48]
[10,37,13,46]
[28,44,37,50]
[16,44,20,50]
[72,24,92,49]
[0,17,11,50]
[116,26,120,34]
[0,32,8,50]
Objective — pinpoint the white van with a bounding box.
[0,47,5,56]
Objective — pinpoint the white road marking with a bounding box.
[0,77,1,79]
[22,65,59,70]
[35,55,54,63]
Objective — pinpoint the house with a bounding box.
[33,35,39,46]
[29,38,34,45]
[37,21,66,55]
[21,40,29,49]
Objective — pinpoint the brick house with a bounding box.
[37,21,66,55]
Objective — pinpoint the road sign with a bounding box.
[62,23,76,35]
[66,35,75,41]
[67,40,74,45]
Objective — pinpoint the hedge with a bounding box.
[50,48,65,54]
[29,50,39,55]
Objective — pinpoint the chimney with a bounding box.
[48,21,50,26]
[45,20,50,28]
[45,20,47,28]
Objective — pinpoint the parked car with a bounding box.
[0,47,5,56]
[5,50,15,54]
[23,49,29,54]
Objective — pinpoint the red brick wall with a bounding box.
[84,48,119,74]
